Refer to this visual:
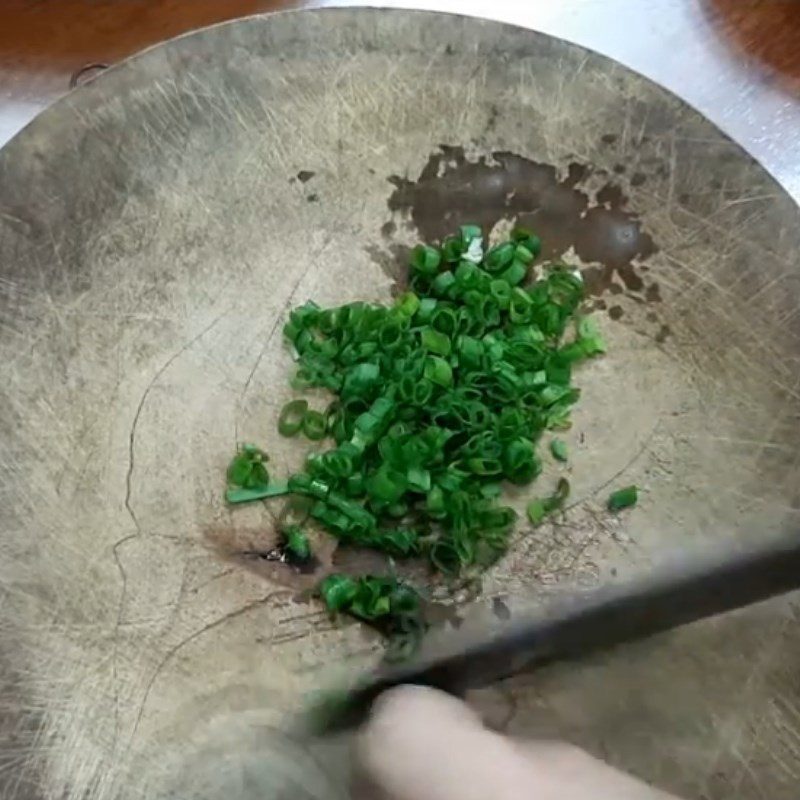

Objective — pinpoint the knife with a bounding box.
[306,534,800,735]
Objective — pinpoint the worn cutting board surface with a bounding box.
[1,9,799,800]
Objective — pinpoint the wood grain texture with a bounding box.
[1,10,800,799]
[5,1,797,198]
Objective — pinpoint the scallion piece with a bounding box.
[226,483,290,505]
[226,444,270,490]
[423,355,453,387]
[278,399,309,437]
[526,478,570,526]
[421,328,451,357]
[411,244,442,277]
[550,438,568,462]
[608,485,638,511]
[283,525,311,562]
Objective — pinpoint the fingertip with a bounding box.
[356,687,680,800]
[370,685,481,731]
[358,686,481,778]
[357,686,525,800]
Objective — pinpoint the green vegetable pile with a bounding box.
[226,225,630,655]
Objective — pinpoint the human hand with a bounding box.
[357,686,681,800]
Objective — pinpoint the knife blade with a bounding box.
[306,534,800,735]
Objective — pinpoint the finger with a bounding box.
[516,741,681,800]
[357,685,544,800]
[357,686,680,800]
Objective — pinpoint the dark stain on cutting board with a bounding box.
[377,146,660,315]
[205,525,336,592]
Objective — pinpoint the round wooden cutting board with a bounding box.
[1,9,799,800]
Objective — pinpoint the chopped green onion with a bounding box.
[502,439,541,484]
[432,270,456,297]
[342,362,380,399]
[526,478,570,526]
[395,291,420,317]
[278,399,309,437]
[526,498,549,525]
[226,444,270,490]
[283,525,311,562]
[608,485,638,511]
[411,244,442,277]
[225,482,290,505]
[550,438,568,462]
[499,259,528,286]
[320,573,427,657]
[423,356,453,387]
[421,328,451,357]
[319,574,359,611]
[224,225,607,659]
[302,409,327,440]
